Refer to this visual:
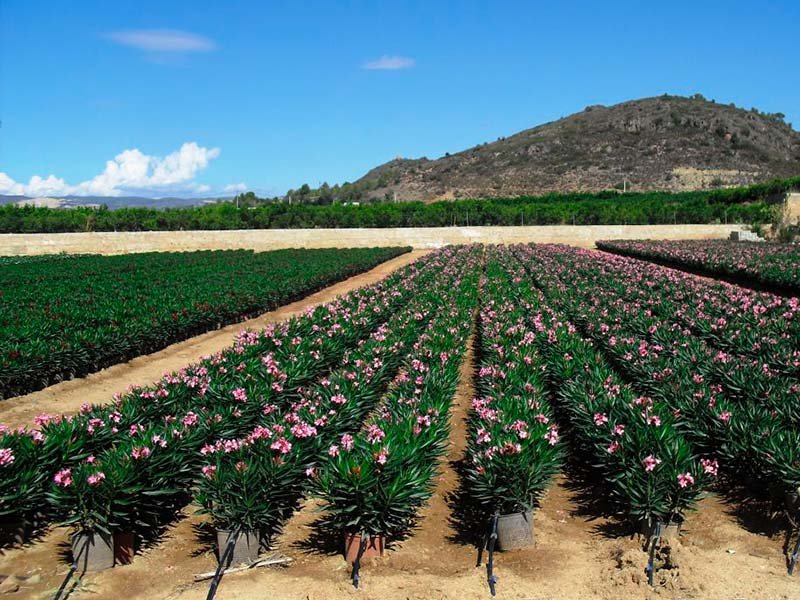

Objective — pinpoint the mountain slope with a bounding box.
[350,95,800,202]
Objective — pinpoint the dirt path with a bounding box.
[0,250,428,430]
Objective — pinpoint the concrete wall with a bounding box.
[0,225,743,256]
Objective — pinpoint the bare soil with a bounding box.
[3,327,800,599]
[0,250,428,430]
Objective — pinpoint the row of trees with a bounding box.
[1,177,797,233]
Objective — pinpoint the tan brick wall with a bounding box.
[0,225,743,256]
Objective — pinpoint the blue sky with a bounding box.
[1,0,799,198]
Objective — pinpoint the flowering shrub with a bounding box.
[313,249,481,537]
[2,249,439,529]
[0,247,409,399]
[598,239,800,295]
[510,245,709,525]
[463,254,562,515]
[515,244,800,511]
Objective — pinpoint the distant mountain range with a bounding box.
[331,94,800,202]
[0,195,228,209]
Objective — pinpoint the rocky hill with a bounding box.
[346,95,800,202]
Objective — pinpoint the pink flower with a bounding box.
[328,445,340,457]
[594,413,608,426]
[642,455,661,472]
[152,434,167,448]
[612,424,625,436]
[718,411,732,423]
[366,424,385,444]
[607,441,621,454]
[374,448,389,465]
[88,472,106,486]
[270,437,292,454]
[86,455,96,464]
[340,433,354,450]
[331,394,347,405]
[291,422,318,438]
[476,428,491,445]
[0,448,14,466]
[182,412,199,427]
[232,388,248,402]
[677,472,695,488]
[132,446,151,460]
[647,415,661,427]
[54,468,73,487]
[201,465,216,479]
[701,458,719,476]
[544,425,559,446]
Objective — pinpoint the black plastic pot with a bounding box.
[639,518,681,540]
[72,530,114,572]
[216,528,260,567]
[496,511,534,550]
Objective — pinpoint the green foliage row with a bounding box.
[3,176,799,232]
[0,247,408,399]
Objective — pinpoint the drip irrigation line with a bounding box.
[53,534,89,600]
[645,521,663,587]
[351,534,369,589]
[486,512,499,597]
[788,531,800,575]
[206,525,242,600]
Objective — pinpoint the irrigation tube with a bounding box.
[206,525,242,600]
[52,535,89,600]
[645,521,663,587]
[486,512,499,597]
[788,532,800,575]
[351,534,369,589]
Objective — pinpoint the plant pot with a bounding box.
[785,490,800,513]
[72,530,114,572]
[495,511,534,550]
[113,531,134,566]
[639,518,681,540]
[343,532,385,564]
[216,528,261,567]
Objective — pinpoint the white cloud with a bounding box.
[223,183,247,193]
[0,142,222,198]
[362,55,415,70]
[105,29,216,53]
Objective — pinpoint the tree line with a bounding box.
[1,177,797,233]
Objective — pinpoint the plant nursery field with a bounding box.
[597,238,800,296]
[1,243,800,600]
[0,247,408,400]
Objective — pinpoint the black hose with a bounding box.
[351,534,369,589]
[645,521,662,586]
[486,512,499,597]
[788,531,800,575]
[206,525,242,600]
[53,534,90,600]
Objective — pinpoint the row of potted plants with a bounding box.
[312,248,482,559]
[194,248,480,563]
[506,245,710,531]
[589,245,799,382]
[0,247,410,399]
[0,249,444,549]
[597,239,800,296]
[462,251,563,549]
[515,243,797,511]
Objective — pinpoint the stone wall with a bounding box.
[0,225,743,256]
[784,192,800,225]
